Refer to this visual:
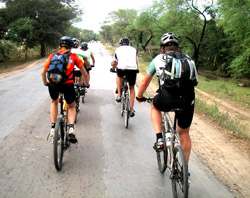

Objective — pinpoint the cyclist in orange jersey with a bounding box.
[41,36,89,143]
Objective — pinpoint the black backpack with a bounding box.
[158,51,198,89]
[47,52,72,84]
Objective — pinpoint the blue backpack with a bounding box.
[159,51,199,89]
[47,52,72,84]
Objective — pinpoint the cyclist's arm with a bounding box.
[137,73,153,98]
[41,53,53,86]
[112,53,118,70]
[79,66,89,86]
[84,57,90,68]
[91,52,95,66]
[137,60,155,97]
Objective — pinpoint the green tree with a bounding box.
[99,24,113,44]
[7,17,34,61]
[1,0,82,57]
[107,9,138,44]
[217,0,250,78]
[80,29,97,42]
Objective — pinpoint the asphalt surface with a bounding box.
[0,43,234,198]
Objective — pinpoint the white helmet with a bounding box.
[160,32,178,46]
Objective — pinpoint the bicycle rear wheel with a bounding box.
[124,94,130,128]
[171,145,189,198]
[156,125,168,173]
[121,93,125,117]
[53,117,64,171]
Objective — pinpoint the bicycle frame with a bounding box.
[58,93,70,150]
[163,111,181,171]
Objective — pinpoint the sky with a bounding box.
[74,0,154,33]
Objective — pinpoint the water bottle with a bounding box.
[166,131,171,147]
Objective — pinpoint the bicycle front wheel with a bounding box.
[124,95,130,128]
[156,125,168,173]
[53,118,64,171]
[171,145,189,198]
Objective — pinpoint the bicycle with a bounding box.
[52,92,71,171]
[120,75,131,128]
[73,70,86,104]
[146,97,189,198]
[110,68,131,128]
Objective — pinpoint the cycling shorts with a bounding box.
[117,69,138,86]
[153,87,195,129]
[48,83,76,104]
[74,70,82,77]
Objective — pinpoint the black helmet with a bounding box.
[119,37,129,45]
[160,32,178,46]
[59,36,73,49]
[72,38,80,48]
[81,42,88,50]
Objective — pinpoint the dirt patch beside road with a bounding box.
[0,59,46,79]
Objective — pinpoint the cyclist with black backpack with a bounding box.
[41,36,89,143]
[136,33,198,165]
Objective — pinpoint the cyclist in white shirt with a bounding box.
[111,37,138,117]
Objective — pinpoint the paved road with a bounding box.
[0,43,234,198]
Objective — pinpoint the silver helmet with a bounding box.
[160,32,178,46]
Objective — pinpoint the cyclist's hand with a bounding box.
[136,96,147,103]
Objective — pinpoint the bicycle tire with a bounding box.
[156,125,168,173]
[121,93,125,117]
[171,145,189,198]
[53,117,64,171]
[82,96,85,103]
[124,94,130,128]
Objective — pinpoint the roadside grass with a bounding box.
[195,97,250,142]
[197,76,250,109]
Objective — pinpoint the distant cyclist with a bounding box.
[111,37,138,117]
[81,42,95,68]
[136,33,197,164]
[71,38,90,88]
[41,36,89,143]
[81,42,95,84]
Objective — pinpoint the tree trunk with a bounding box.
[40,41,46,57]
[25,45,28,61]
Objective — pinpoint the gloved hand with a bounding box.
[110,68,115,73]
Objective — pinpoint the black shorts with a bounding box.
[74,70,82,77]
[153,88,195,129]
[117,69,138,86]
[48,83,76,104]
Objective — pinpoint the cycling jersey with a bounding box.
[81,49,92,64]
[43,49,84,84]
[147,53,165,76]
[148,52,195,129]
[71,48,86,61]
[114,46,138,70]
